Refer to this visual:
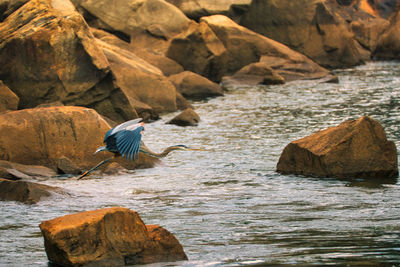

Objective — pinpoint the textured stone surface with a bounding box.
[39,207,188,266]
[277,116,398,180]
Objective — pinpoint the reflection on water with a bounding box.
[1,62,400,266]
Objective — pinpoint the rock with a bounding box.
[276,116,398,180]
[0,80,18,113]
[373,9,400,59]
[168,71,223,100]
[223,62,285,86]
[57,156,81,175]
[0,0,137,123]
[1,168,31,180]
[39,207,188,266]
[239,0,364,68]
[81,0,191,55]
[0,106,157,171]
[0,0,29,21]
[166,0,251,20]
[368,0,399,18]
[96,39,178,114]
[167,108,200,126]
[0,160,57,179]
[0,179,63,204]
[351,17,389,52]
[102,162,126,175]
[200,15,330,81]
[167,21,229,82]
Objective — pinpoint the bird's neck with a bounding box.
[140,146,179,158]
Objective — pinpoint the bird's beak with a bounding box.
[186,147,205,151]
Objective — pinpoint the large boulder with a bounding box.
[168,71,223,100]
[166,0,251,20]
[373,9,400,59]
[0,106,156,171]
[167,20,228,82]
[276,116,398,180]
[0,0,136,123]
[80,0,191,55]
[0,80,18,113]
[200,15,330,81]
[39,207,188,266]
[96,39,178,116]
[239,0,364,68]
[0,179,64,204]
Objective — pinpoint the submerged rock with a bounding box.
[39,207,188,266]
[277,116,398,180]
[0,179,64,204]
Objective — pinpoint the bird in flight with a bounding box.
[78,118,201,179]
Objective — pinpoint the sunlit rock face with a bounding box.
[39,207,188,266]
[0,0,137,123]
[239,0,364,69]
[277,116,398,180]
[0,106,157,171]
[199,15,330,81]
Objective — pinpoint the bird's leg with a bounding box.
[77,157,114,180]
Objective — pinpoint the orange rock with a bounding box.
[0,80,18,113]
[167,108,200,126]
[0,106,157,171]
[276,116,398,180]
[39,207,187,266]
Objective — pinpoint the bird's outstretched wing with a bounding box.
[114,126,144,160]
[104,118,143,142]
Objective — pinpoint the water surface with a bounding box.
[1,62,399,266]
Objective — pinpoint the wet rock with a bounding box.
[223,62,285,86]
[0,80,18,113]
[239,0,364,68]
[168,71,224,100]
[0,179,63,204]
[166,0,251,20]
[201,15,330,81]
[0,106,157,172]
[0,0,136,123]
[167,108,200,126]
[0,160,57,179]
[373,9,400,60]
[167,21,228,82]
[102,162,126,175]
[277,116,398,180]
[39,207,188,266]
[57,156,81,175]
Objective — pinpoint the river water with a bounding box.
[1,61,400,266]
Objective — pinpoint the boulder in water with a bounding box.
[277,116,398,181]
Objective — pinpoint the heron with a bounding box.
[78,118,201,179]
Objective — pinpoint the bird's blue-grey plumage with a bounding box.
[98,118,144,160]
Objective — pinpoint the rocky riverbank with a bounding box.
[1,0,400,265]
